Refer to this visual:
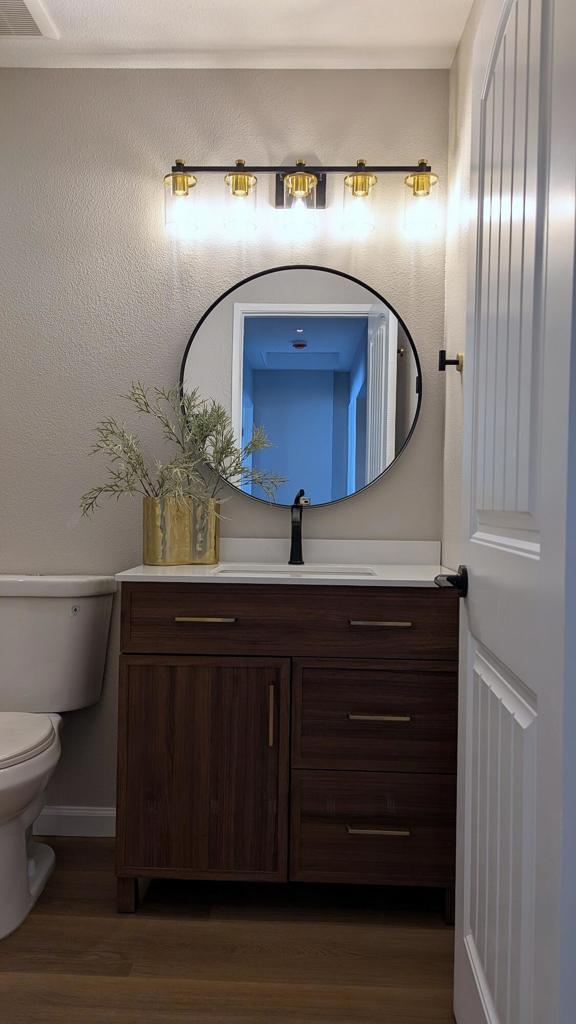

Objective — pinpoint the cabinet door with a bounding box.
[117,656,289,880]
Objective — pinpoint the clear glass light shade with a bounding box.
[343,163,377,234]
[224,161,257,199]
[403,188,442,241]
[164,172,198,238]
[223,162,257,232]
[275,197,317,243]
[283,163,317,210]
[404,159,439,198]
[402,159,441,240]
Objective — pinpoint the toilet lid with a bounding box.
[0,713,56,770]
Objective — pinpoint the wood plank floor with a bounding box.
[0,838,454,1023]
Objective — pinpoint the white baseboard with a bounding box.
[33,805,116,838]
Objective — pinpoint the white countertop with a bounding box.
[116,562,448,587]
[116,540,448,587]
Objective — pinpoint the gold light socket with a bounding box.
[405,159,438,197]
[164,159,197,197]
[344,160,378,198]
[224,159,257,198]
[285,160,318,200]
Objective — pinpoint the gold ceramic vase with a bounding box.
[189,498,220,565]
[142,497,219,566]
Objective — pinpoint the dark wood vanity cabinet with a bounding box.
[117,656,290,883]
[116,583,459,914]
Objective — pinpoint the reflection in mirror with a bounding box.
[181,268,421,508]
[238,308,415,504]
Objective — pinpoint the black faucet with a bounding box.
[289,489,309,565]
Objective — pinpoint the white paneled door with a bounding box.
[454,0,576,1022]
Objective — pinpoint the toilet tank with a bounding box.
[0,576,116,712]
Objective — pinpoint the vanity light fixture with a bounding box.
[343,158,378,232]
[224,159,257,198]
[344,159,378,198]
[163,158,438,225]
[223,158,257,229]
[404,158,439,197]
[164,159,198,234]
[283,160,318,209]
[164,159,197,197]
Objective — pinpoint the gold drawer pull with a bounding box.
[346,826,411,837]
[174,616,237,623]
[347,713,412,723]
[348,620,413,628]
[268,685,275,748]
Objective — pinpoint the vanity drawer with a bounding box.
[292,659,458,773]
[290,770,456,885]
[121,583,459,659]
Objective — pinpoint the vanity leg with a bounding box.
[117,876,138,913]
[443,886,455,926]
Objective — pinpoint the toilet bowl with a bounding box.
[0,713,62,938]
[0,575,115,939]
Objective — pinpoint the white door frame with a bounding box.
[231,302,373,445]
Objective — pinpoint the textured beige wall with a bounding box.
[442,3,483,570]
[0,68,448,808]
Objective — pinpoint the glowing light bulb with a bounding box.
[342,160,377,236]
[223,160,258,235]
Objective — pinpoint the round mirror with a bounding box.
[180,265,422,508]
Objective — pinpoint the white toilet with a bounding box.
[0,574,115,939]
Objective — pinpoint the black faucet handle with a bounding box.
[293,489,310,507]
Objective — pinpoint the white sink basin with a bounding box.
[210,563,378,579]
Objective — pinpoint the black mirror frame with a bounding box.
[179,264,422,510]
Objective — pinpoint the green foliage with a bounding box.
[80,383,284,516]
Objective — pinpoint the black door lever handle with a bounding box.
[434,565,468,597]
[438,350,464,372]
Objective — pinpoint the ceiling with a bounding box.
[244,316,368,372]
[0,0,474,69]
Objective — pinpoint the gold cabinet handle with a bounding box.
[348,620,413,628]
[346,826,411,837]
[268,684,275,748]
[174,616,237,623]
[347,713,412,723]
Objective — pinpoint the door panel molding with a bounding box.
[463,932,501,1024]
[473,509,540,559]
[471,0,544,526]
[471,527,540,560]
[461,638,537,1024]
